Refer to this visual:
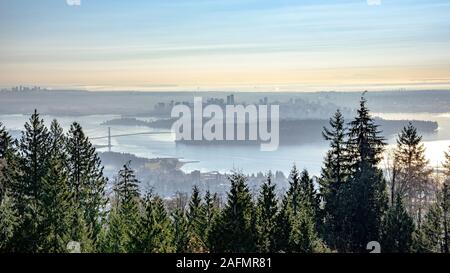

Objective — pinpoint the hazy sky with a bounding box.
[1,0,450,91]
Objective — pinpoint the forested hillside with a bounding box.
[0,96,449,253]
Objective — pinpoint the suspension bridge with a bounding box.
[89,127,172,152]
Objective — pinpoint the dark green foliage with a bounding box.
[346,95,386,170]
[38,158,72,252]
[14,110,50,252]
[106,163,141,252]
[102,206,124,253]
[275,166,324,253]
[209,172,257,253]
[342,95,388,252]
[66,122,107,243]
[172,208,190,252]
[132,193,174,253]
[299,169,319,217]
[342,161,388,252]
[286,165,301,214]
[0,122,20,203]
[0,192,19,252]
[18,110,50,200]
[321,109,347,186]
[274,197,294,252]
[0,122,16,162]
[256,172,278,252]
[381,194,415,253]
[319,110,348,250]
[203,190,219,250]
[187,186,208,251]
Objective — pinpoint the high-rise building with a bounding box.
[227,94,235,105]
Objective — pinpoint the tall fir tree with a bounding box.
[299,169,319,218]
[48,119,68,164]
[38,158,72,252]
[187,186,207,252]
[343,94,388,252]
[393,123,432,226]
[288,206,322,253]
[66,122,107,245]
[36,119,72,252]
[319,109,348,250]
[131,193,174,253]
[0,123,21,252]
[275,166,324,253]
[0,191,19,252]
[108,163,141,252]
[15,110,50,252]
[18,110,50,199]
[256,172,278,252]
[203,190,219,250]
[209,172,257,253]
[102,206,125,253]
[274,196,294,252]
[0,121,11,160]
[286,165,301,214]
[0,122,20,204]
[381,194,415,253]
[172,208,190,252]
[292,170,323,253]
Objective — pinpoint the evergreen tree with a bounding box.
[106,163,141,252]
[49,119,67,161]
[256,172,278,252]
[18,110,50,199]
[0,124,21,252]
[393,123,432,226]
[321,109,347,186]
[209,172,257,252]
[286,165,301,214]
[114,163,140,216]
[417,182,449,253]
[38,158,72,252]
[13,110,50,252]
[0,192,19,252]
[381,194,415,253]
[0,122,11,160]
[319,110,348,250]
[132,193,174,253]
[102,206,124,253]
[289,207,322,253]
[343,94,388,252]
[66,122,107,244]
[274,197,293,252]
[187,186,207,252]
[203,190,219,250]
[172,208,190,252]
[299,169,319,218]
[0,122,20,204]
[292,170,323,253]
[346,94,386,170]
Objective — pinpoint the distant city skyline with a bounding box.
[1,0,450,92]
